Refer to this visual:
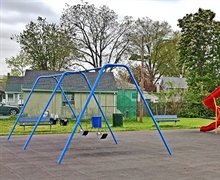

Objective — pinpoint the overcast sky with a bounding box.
[1,0,220,75]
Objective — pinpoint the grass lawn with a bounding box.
[0,116,215,136]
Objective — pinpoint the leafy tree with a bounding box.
[10,69,21,76]
[177,8,220,117]
[120,17,180,91]
[178,8,220,93]
[2,76,8,83]
[60,2,132,69]
[5,51,31,76]
[11,16,77,71]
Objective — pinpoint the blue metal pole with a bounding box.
[124,65,172,155]
[22,70,97,148]
[23,73,68,150]
[12,64,171,164]
[8,69,99,140]
[58,63,172,164]
[53,77,83,130]
[99,64,172,155]
[58,67,112,164]
[82,73,118,144]
[8,75,51,140]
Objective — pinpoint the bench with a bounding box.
[154,115,180,125]
[19,117,58,131]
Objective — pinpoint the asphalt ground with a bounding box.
[1,129,220,180]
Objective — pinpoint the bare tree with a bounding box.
[60,2,133,70]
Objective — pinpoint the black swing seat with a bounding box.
[50,118,58,125]
[100,133,108,139]
[80,129,89,136]
[60,118,69,126]
[82,130,89,136]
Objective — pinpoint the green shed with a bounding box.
[116,81,137,118]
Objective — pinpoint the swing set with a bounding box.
[7,64,172,164]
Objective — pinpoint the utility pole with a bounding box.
[139,36,145,123]
[129,36,170,123]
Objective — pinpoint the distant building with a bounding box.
[141,76,188,103]
[0,75,5,102]
[160,76,188,93]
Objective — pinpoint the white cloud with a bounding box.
[0,0,220,75]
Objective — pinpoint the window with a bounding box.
[18,94,24,105]
[18,93,23,100]
[132,92,137,99]
[63,93,75,105]
[7,94,14,102]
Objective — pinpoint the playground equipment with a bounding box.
[200,86,220,133]
[7,64,172,164]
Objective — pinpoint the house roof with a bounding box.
[5,70,118,92]
[5,76,24,92]
[116,81,136,90]
[161,76,187,89]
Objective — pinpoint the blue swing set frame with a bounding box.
[7,64,172,164]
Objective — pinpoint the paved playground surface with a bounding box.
[1,129,220,180]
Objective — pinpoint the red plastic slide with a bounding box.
[200,86,220,132]
[200,121,220,132]
[203,86,220,112]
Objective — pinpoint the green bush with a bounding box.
[180,90,215,118]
